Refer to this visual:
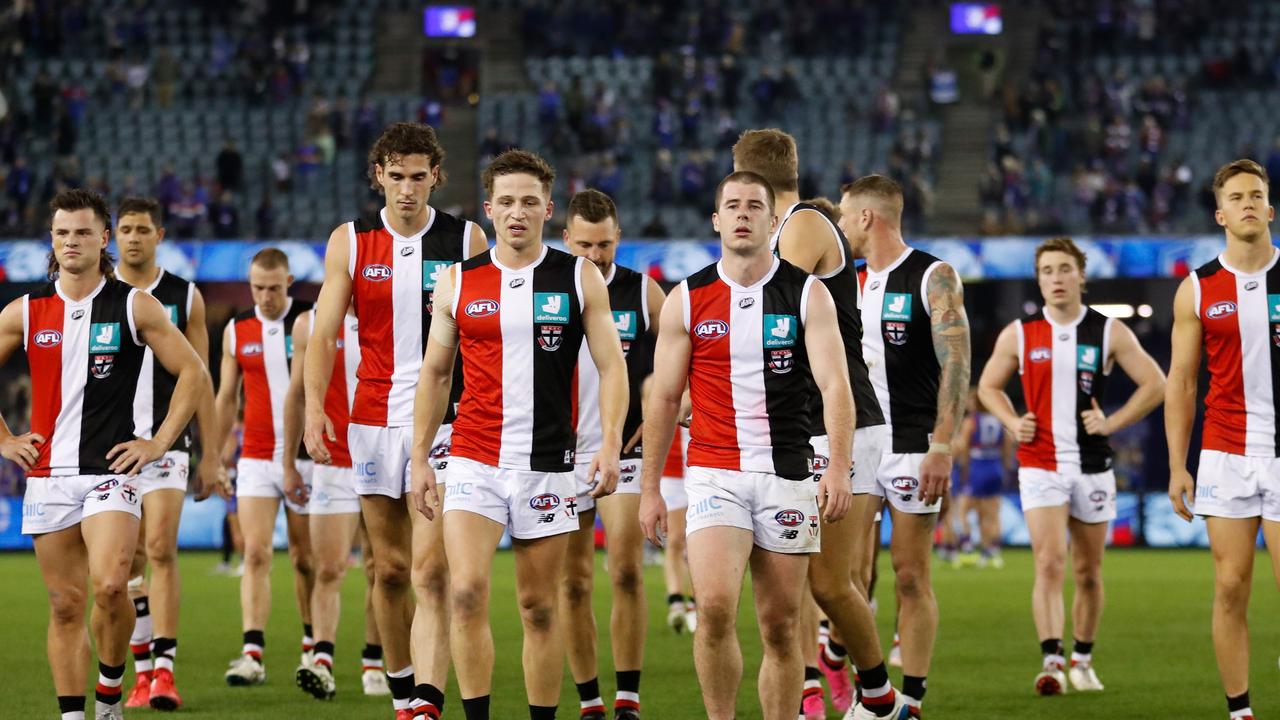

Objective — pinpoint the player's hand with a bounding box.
[283,463,310,505]
[1168,468,1196,522]
[816,462,852,523]
[220,440,237,469]
[1015,412,1037,444]
[677,392,693,428]
[194,455,226,501]
[1081,398,1109,436]
[587,448,621,499]
[303,408,335,465]
[409,450,441,520]
[918,451,953,506]
[639,490,668,547]
[622,426,644,455]
[0,432,43,471]
[107,437,165,477]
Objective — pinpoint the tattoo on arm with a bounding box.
[928,264,971,443]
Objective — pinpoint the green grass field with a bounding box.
[1,548,1278,719]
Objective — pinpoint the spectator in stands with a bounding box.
[537,81,561,145]
[31,70,56,135]
[653,98,677,149]
[682,95,703,148]
[1266,137,1280,205]
[53,102,75,157]
[353,96,379,150]
[650,148,674,206]
[126,54,149,109]
[640,213,669,238]
[295,140,321,185]
[4,155,31,227]
[209,190,240,237]
[153,47,177,108]
[217,140,244,193]
[418,99,444,129]
[679,150,708,207]
[591,154,623,198]
[170,182,207,238]
[271,152,292,192]
[155,164,181,213]
[873,83,899,134]
[255,193,275,238]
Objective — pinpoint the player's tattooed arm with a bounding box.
[927,263,971,446]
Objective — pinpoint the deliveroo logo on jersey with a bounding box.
[285,336,295,359]
[764,314,796,348]
[1077,344,1100,372]
[423,260,453,291]
[535,293,571,324]
[89,322,121,352]
[612,311,637,341]
[1268,294,1280,322]
[164,304,179,326]
[882,293,912,322]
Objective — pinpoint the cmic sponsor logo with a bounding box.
[774,509,805,527]
[34,329,62,348]
[362,264,393,282]
[688,495,723,517]
[1029,347,1052,363]
[1245,280,1259,291]
[510,277,526,289]
[353,460,379,482]
[891,476,919,492]
[400,245,415,257]
[529,493,561,512]
[446,482,474,498]
[23,502,45,518]
[466,299,499,318]
[1195,484,1217,499]
[71,309,85,321]
[1205,301,1236,320]
[165,304,179,325]
[694,319,729,340]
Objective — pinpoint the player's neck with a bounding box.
[57,268,105,301]
[772,191,800,223]
[384,204,434,238]
[1043,299,1084,325]
[494,236,544,270]
[256,299,289,322]
[863,231,909,273]
[115,260,160,289]
[1222,232,1276,274]
[719,247,775,287]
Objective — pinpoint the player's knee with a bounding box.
[611,562,644,598]
[696,596,736,637]
[1034,553,1066,584]
[810,572,851,610]
[412,561,449,602]
[243,544,272,572]
[1214,572,1251,609]
[451,577,488,619]
[316,557,347,586]
[92,575,129,605]
[518,595,556,634]
[561,571,593,608]
[47,586,86,625]
[1074,569,1102,594]
[895,566,930,600]
[289,550,314,579]
[757,611,799,653]
[375,554,411,590]
[145,537,177,568]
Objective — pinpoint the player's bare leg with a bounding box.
[750,547,809,720]
[1066,517,1108,691]
[87,511,143,709]
[296,509,359,699]
[561,507,603,707]
[890,508,938,708]
[141,488,186,706]
[662,507,694,631]
[513,532,573,708]
[125,524,152,706]
[409,493,451,709]
[848,494,881,600]
[687,525,752,719]
[1025,506,1069,642]
[1207,516,1261,699]
[35,525,94,698]
[444,510,506,707]
[597,492,647,708]
[359,495,415,704]
[285,508,315,636]
[237,497,281,633]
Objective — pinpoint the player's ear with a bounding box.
[712,212,721,234]
[544,198,555,220]
[1214,207,1226,228]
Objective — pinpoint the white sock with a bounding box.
[1070,651,1091,665]
[61,712,85,720]
[1230,709,1253,719]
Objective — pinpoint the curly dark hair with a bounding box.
[47,188,115,281]
[366,122,448,191]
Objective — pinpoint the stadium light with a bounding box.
[1093,303,1136,319]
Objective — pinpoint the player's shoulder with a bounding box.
[26,282,58,301]
[102,276,139,301]
[775,257,816,285]
[233,307,257,323]
[426,206,467,236]
[1192,256,1225,279]
[351,210,385,235]
[1018,307,1044,326]
[609,262,644,286]
[683,261,720,291]
[544,245,581,270]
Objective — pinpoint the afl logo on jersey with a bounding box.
[465,299,499,318]
[33,330,62,348]
[774,509,805,527]
[1029,347,1052,363]
[362,264,393,282]
[529,493,561,512]
[812,454,829,471]
[891,476,919,492]
[241,342,264,356]
[694,319,729,340]
[1206,301,1237,319]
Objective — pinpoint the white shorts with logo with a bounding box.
[810,425,889,494]
[873,452,942,514]
[573,458,641,513]
[1193,450,1280,522]
[137,450,190,496]
[1018,465,1116,524]
[684,466,820,554]
[309,464,361,515]
[22,474,142,535]
[660,478,688,510]
[237,458,314,515]
[443,456,578,540]
[349,423,451,498]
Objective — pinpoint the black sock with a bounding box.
[414,683,445,711]
[902,675,926,702]
[530,704,557,720]
[96,661,126,704]
[57,696,85,715]
[362,644,383,661]
[804,665,822,682]
[616,669,641,694]
[1039,638,1063,657]
[314,640,335,665]
[576,677,601,702]
[387,670,414,702]
[152,636,177,670]
[1073,638,1094,656]
[666,593,684,605]
[819,619,830,631]
[462,695,491,720]
[827,638,848,658]
[860,662,890,691]
[243,629,265,649]
[1228,691,1251,713]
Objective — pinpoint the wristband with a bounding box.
[928,442,952,455]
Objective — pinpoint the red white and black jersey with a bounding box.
[770,203,885,431]
[132,269,194,450]
[348,207,475,427]
[24,277,146,477]
[314,309,360,468]
[228,298,312,462]
[859,248,945,454]
[1015,306,1114,473]
[683,258,816,481]
[451,246,586,472]
[1193,250,1280,457]
[574,263,652,461]
[662,431,684,478]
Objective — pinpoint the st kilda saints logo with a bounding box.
[884,321,907,346]
[91,354,114,379]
